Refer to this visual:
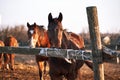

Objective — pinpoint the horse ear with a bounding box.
[48,13,53,23]
[34,22,36,26]
[58,12,63,22]
[27,22,30,27]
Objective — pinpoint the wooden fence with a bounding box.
[0,46,119,60]
[0,6,120,80]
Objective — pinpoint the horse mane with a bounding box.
[63,30,69,40]
[35,25,47,38]
[37,25,46,32]
[68,32,81,40]
[63,29,82,41]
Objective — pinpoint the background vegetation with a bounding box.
[0,25,120,49]
[0,25,28,46]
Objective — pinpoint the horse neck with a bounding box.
[61,31,70,49]
[63,31,69,41]
[37,28,50,48]
[38,27,45,37]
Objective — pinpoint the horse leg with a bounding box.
[66,73,76,80]
[65,63,76,80]
[44,61,47,74]
[0,53,3,69]
[77,69,82,80]
[37,61,44,80]
[75,60,85,80]
[48,58,63,80]
[4,54,10,70]
[36,55,44,80]
[84,60,93,70]
[9,54,15,70]
[49,73,63,80]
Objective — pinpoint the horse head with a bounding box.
[48,12,63,48]
[27,22,45,48]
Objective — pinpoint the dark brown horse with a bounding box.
[4,35,18,70]
[27,22,50,80]
[48,12,93,80]
[0,40,5,70]
[61,30,85,50]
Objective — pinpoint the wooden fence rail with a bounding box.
[0,46,92,60]
[0,46,119,60]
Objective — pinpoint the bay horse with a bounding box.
[0,40,5,70]
[4,35,18,70]
[27,22,50,80]
[48,12,93,80]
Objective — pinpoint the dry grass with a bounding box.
[0,54,120,80]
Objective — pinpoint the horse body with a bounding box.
[48,12,93,80]
[4,35,18,70]
[61,31,85,50]
[27,22,50,80]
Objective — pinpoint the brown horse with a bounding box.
[61,30,85,49]
[27,22,50,80]
[0,40,5,69]
[4,35,18,70]
[48,12,93,80]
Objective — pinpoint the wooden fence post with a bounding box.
[86,6,104,80]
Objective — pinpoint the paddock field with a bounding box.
[0,53,120,80]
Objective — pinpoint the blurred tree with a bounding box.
[0,25,28,46]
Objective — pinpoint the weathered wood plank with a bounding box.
[103,46,120,58]
[0,46,40,55]
[0,46,92,60]
[0,46,119,60]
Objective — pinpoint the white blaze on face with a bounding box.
[29,30,37,48]
[30,37,35,48]
[29,30,34,34]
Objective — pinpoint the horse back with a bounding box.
[62,31,85,49]
[69,32,85,49]
[4,36,18,47]
[0,40,4,46]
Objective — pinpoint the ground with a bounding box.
[0,54,120,80]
